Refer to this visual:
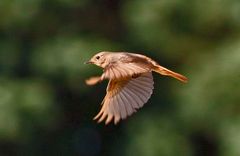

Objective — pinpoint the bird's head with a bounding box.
[85,51,110,68]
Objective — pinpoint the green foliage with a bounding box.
[0,79,57,140]
[123,0,240,59]
[177,41,240,156]
[125,114,192,156]
[0,40,20,75]
[31,36,118,78]
[0,0,42,28]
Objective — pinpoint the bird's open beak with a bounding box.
[84,60,93,64]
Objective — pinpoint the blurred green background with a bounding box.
[0,0,240,155]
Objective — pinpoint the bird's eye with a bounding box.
[96,56,100,60]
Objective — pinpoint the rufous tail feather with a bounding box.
[154,65,188,83]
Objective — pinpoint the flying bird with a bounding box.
[85,51,188,125]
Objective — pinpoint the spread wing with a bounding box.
[94,72,154,125]
[102,53,153,80]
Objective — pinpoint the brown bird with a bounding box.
[85,51,188,125]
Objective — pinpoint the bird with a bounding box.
[85,51,188,125]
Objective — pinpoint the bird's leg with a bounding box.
[85,75,104,86]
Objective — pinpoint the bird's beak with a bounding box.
[84,60,93,64]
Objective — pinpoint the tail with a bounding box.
[153,65,188,83]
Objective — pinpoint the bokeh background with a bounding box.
[0,0,240,155]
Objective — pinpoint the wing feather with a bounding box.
[103,56,152,80]
[123,86,143,107]
[118,91,134,116]
[112,94,121,124]
[94,72,154,124]
[121,88,138,109]
[116,92,127,119]
[127,84,147,103]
